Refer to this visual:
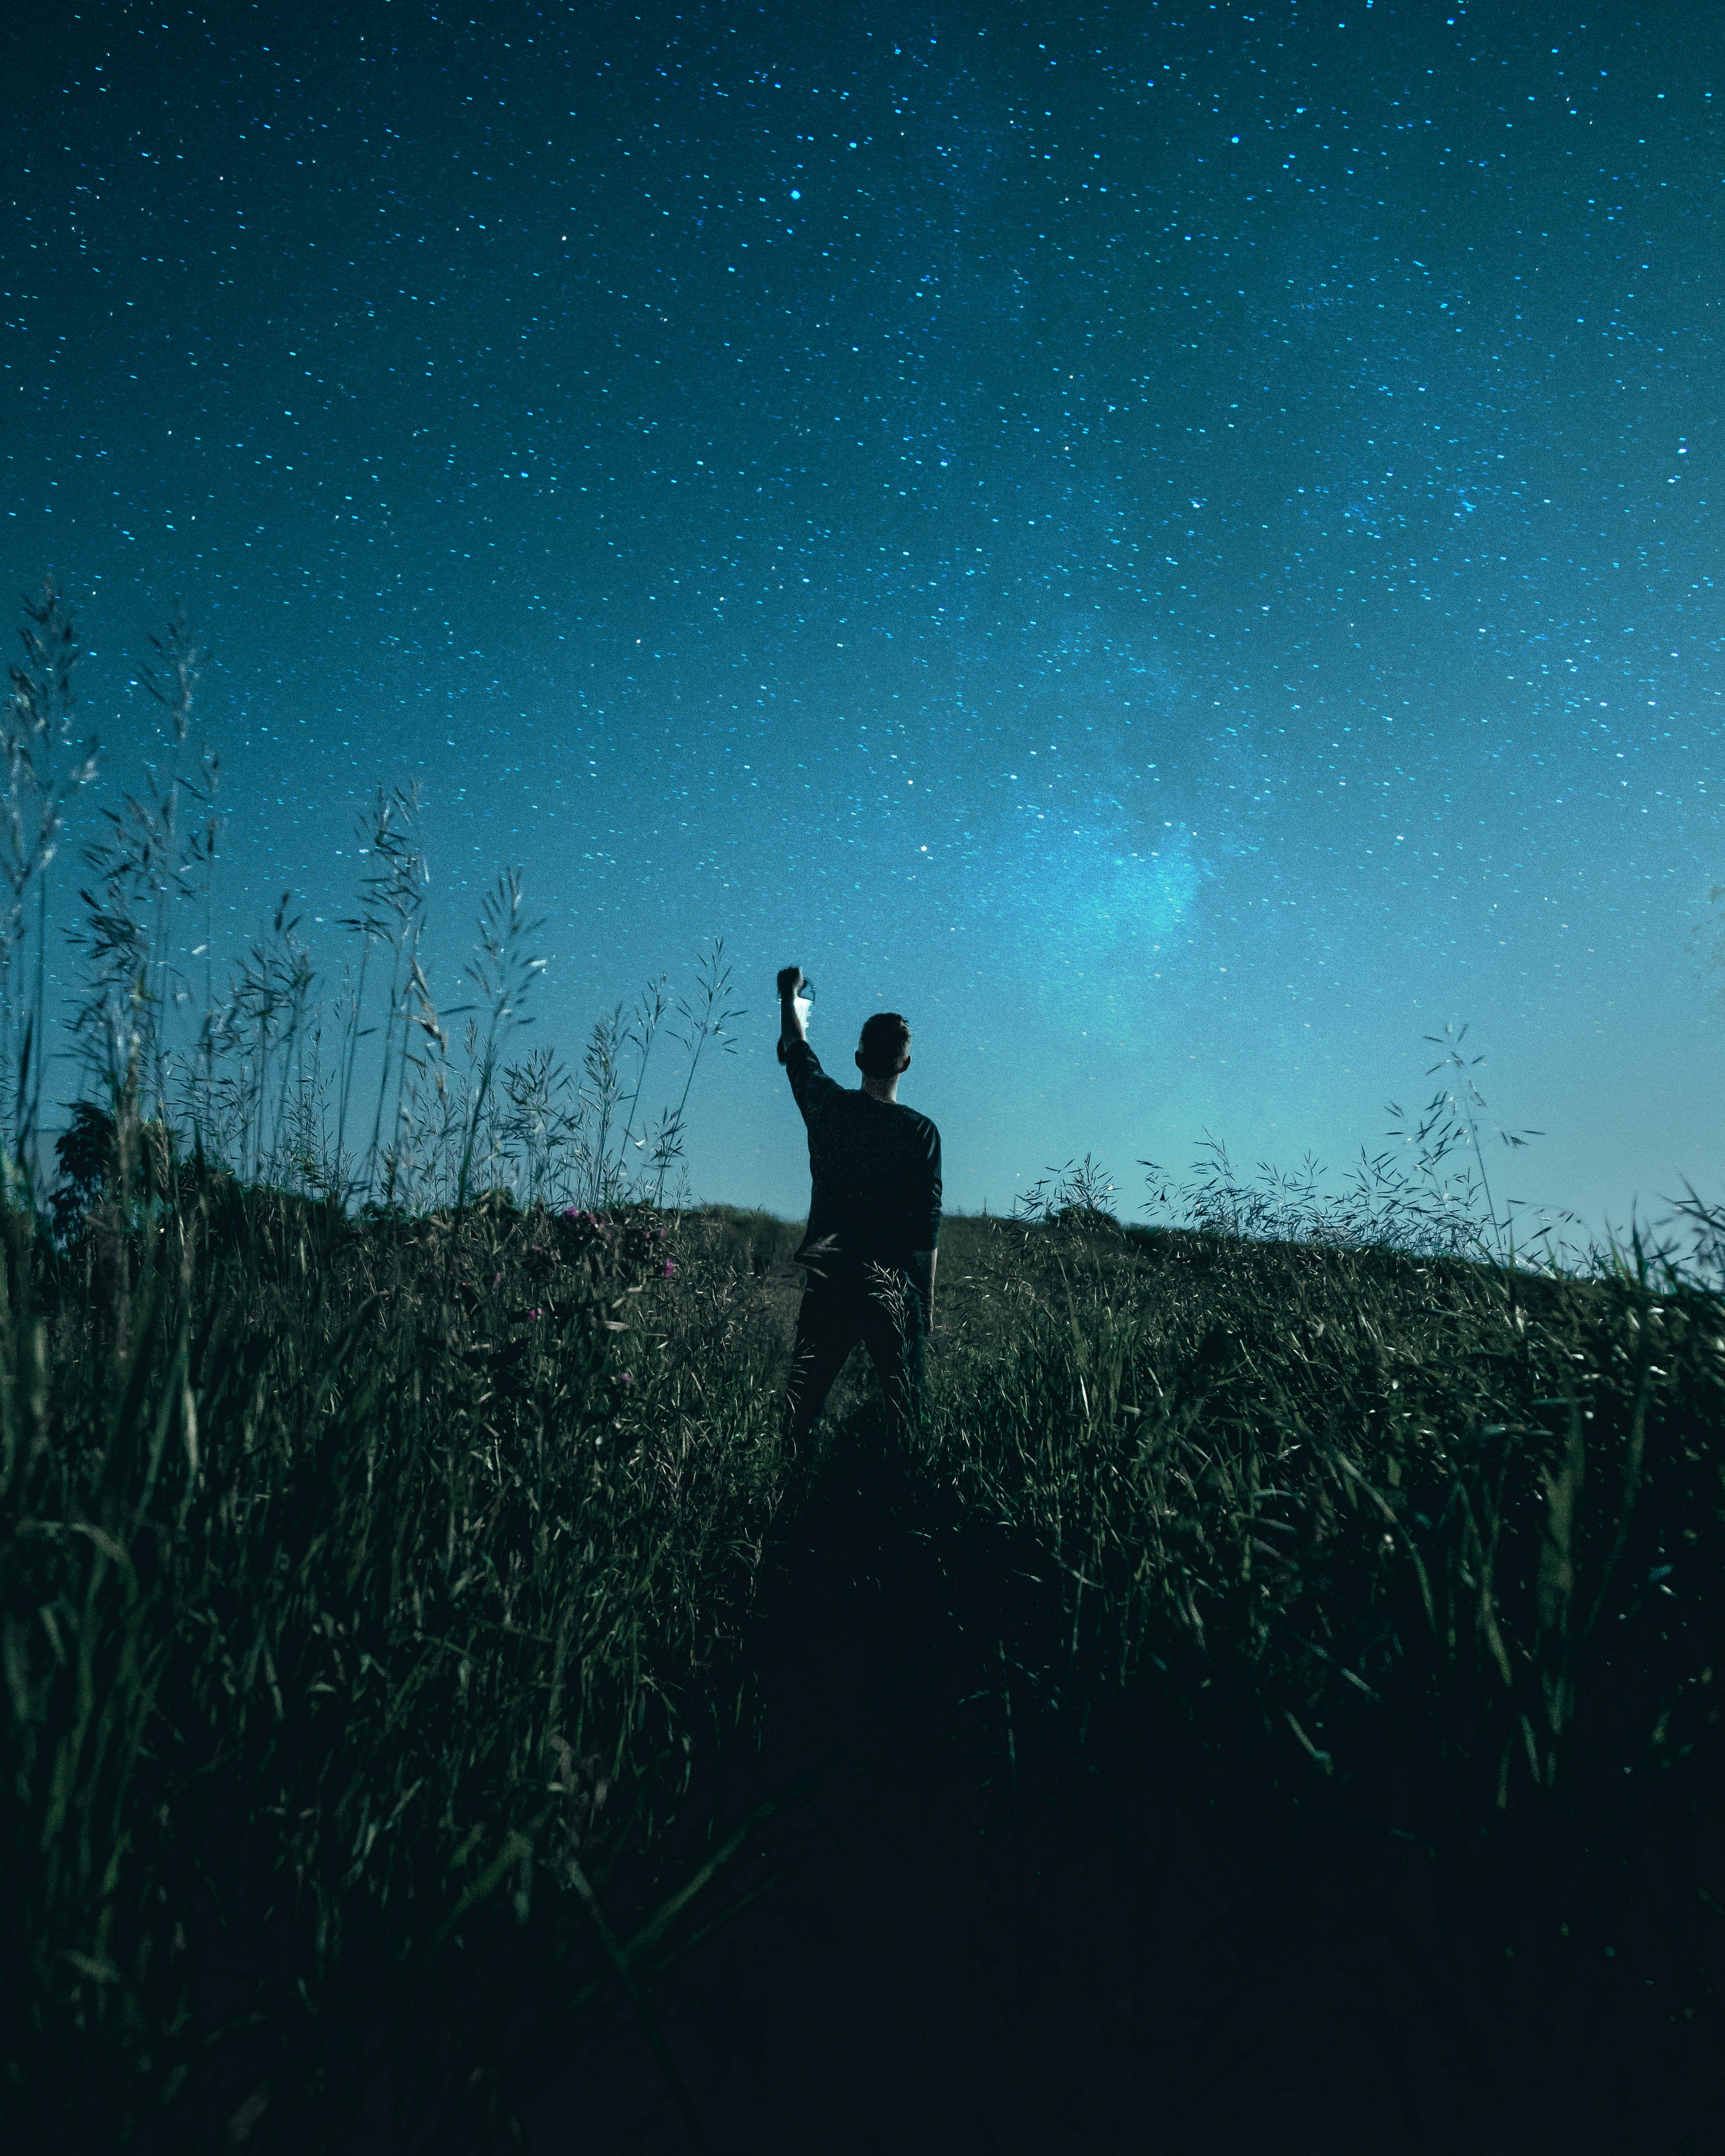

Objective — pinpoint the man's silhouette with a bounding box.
[776,966,942,1466]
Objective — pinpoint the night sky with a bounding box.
[7,0,1721,1238]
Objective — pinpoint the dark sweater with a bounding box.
[782,1038,942,1277]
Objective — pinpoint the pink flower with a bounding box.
[662,1259,676,1278]
[526,1307,543,1322]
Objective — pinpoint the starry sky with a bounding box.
[6,0,1722,1239]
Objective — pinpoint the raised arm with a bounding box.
[776,965,808,1065]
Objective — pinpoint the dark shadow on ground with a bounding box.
[513,1428,1725,2156]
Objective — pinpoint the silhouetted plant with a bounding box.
[2,578,98,1191]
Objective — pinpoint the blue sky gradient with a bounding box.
[5,0,1720,1236]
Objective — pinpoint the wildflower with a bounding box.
[526,1307,543,1322]
[620,1370,633,1385]
[662,1259,676,1278]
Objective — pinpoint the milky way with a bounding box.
[6,0,1721,1234]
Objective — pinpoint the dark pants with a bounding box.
[784,1266,927,1458]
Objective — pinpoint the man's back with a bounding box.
[782,1038,941,1275]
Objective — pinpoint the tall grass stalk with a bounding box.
[2,580,97,1192]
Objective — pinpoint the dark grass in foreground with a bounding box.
[3,1171,1724,2151]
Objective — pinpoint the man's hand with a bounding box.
[777,965,808,1064]
[914,1247,938,1337]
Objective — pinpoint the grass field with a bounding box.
[4,1162,1723,2151]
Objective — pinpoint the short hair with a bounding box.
[857,1011,912,1079]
